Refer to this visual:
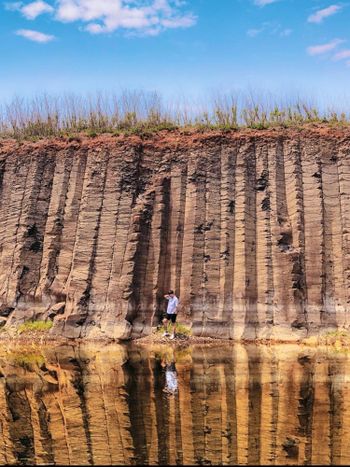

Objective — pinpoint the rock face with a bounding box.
[0,128,350,340]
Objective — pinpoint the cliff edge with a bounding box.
[0,127,349,341]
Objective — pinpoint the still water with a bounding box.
[0,342,349,465]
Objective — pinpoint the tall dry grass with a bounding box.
[0,90,348,139]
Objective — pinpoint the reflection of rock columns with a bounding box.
[190,357,207,463]
[167,393,177,465]
[247,349,263,465]
[177,364,195,464]
[126,351,159,465]
[296,355,315,465]
[5,343,350,465]
[311,360,331,464]
[82,349,134,465]
[43,387,83,464]
[143,357,159,465]
[26,388,54,465]
[59,383,89,465]
[234,345,249,465]
[224,348,238,465]
[328,360,344,464]
[218,365,230,464]
[204,364,226,464]
[338,358,350,464]
[259,348,278,465]
[0,380,15,464]
[275,354,304,465]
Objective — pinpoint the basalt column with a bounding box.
[0,131,349,339]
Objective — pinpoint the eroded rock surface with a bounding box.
[0,128,349,340]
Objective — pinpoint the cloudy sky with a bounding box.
[0,0,349,106]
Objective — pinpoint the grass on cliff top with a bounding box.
[1,91,350,140]
[18,320,53,334]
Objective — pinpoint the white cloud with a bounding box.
[15,28,55,42]
[6,0,196,36]
[20,0,54,19]
[247,22,292,38]
[308,5,341,24]
[54,0,196,35]
[161,15,196,28]
[334,49,350,60]
[307,38,344,56]
[85,23,105,34]
[5,1,53,18]
[21,1,54,19]
[254,0,279,6]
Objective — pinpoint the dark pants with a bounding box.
[165,313,177,323]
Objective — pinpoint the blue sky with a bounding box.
[0,0,350,107]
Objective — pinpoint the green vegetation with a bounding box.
[0,91,349,140]
[153,345,192,364]
[18,320,53,334]
[158,322,192,338]
[304,329,350,352]
[11,352,46,370]
[174,322,192,336]
[321,329,350,351]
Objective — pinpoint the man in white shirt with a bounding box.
[163,290,179,339]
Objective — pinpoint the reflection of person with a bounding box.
[160,348,178,395]
[163,290,179,339]
[164,361,178,394]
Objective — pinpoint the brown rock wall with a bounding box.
[0,129,349,339]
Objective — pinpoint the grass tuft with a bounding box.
[18,320,53,334]
[1,91,349,140]
[303,329,350,353]
[12,353,46,370]
[157,322,192,337]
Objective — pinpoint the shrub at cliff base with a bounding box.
[157,323,192,339]
[303,329,350,351]
[18,320,53,335]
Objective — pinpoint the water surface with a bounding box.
[0,342,349,465]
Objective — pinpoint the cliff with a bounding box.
[0,127,349,341]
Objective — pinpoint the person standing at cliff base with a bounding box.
[163,290,179,339]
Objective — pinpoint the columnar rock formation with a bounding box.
[0,343,349,465]
[0,128,349,340]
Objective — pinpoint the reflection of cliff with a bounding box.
[0,344,350,465]
[0,345,134,465]
[0,129,350,339]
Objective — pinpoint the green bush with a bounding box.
[12,353,46,370]
[18,320,53,334]
[158,322,192,337]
